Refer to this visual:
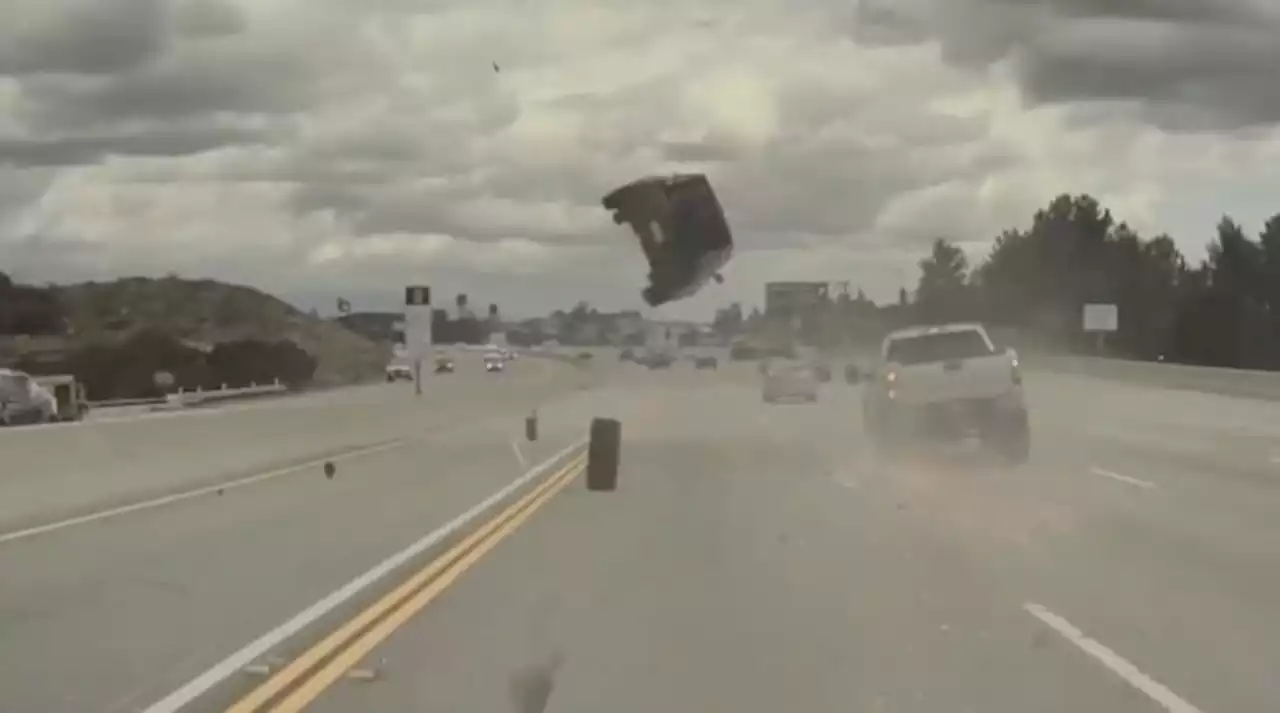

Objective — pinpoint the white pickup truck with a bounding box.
[862,323,1029,463]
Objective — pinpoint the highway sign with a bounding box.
[1083,303,1118,332]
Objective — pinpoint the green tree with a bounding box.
[915,238,971,322]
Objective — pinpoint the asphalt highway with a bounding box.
[2,351,1277,712]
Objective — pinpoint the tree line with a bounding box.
[0,272,66,335]
[11,330,317,401]
[912,193,1280,368]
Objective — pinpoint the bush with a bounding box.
[207,339,317,388]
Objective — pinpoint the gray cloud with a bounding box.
[0,125,270,167]
[857,0,1280,130]
[2,0,1280,317]
[0,0,169,76]
[172,0,248,39]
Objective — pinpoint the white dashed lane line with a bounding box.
[1088,466,1157,490]
[1025,603,1206,713]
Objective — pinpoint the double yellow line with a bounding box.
[225,452,587,713]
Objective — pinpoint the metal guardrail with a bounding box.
[90,380,288,410]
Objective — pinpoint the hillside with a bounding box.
[51,277,389,386]
[336,311,404,343]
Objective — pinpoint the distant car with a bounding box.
[434,358,454,374]
[484,355,505,372]
[763,362,819,404]
[844,363,862,384]
[386,364,414,381]
[620,348,636,362]
[0,368,58,425]
[693,355,718,370]
[644,353,675,369]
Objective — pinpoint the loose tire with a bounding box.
[586,417,621,491]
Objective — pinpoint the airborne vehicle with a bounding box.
[602,173,734,307]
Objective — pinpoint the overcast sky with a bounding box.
[3,0,1280,319]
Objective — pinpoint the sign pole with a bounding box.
[405,285,432,399]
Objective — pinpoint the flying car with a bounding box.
[602,173,733,307]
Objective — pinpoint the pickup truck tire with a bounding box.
[986,409,1030,465]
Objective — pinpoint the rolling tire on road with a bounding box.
[586,417,621,492]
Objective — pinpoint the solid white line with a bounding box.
[1024,603,1205,713]
[138,436,586,713]
[1088,466,1156,490]
[0,439,408,546]
[511,439,527,469]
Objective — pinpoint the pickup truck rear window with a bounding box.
[886,330,992,365]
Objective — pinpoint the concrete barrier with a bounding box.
[1026,353,1280,402]
[90,381,289,411]
[0,358,589,533]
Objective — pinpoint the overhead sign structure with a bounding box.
[1083,302,1117,355]
[1082,303,1118,332]
[765,282,829,318]
[404,285,432,396]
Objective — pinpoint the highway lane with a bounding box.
[0,354,584,535]
[263,360,1275,713]
[5,355,1280,711]
[0,354,599,713]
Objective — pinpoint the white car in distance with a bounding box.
[484,352,505,373]
[762,360,820,403]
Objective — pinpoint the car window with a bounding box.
[772,362,811,376]
[886,330,992,365]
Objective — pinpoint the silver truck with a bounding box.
[862,323,1029,463]
[0,368,59,426]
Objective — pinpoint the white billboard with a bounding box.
[1082,303,1118,332]
[765,282,829,317]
